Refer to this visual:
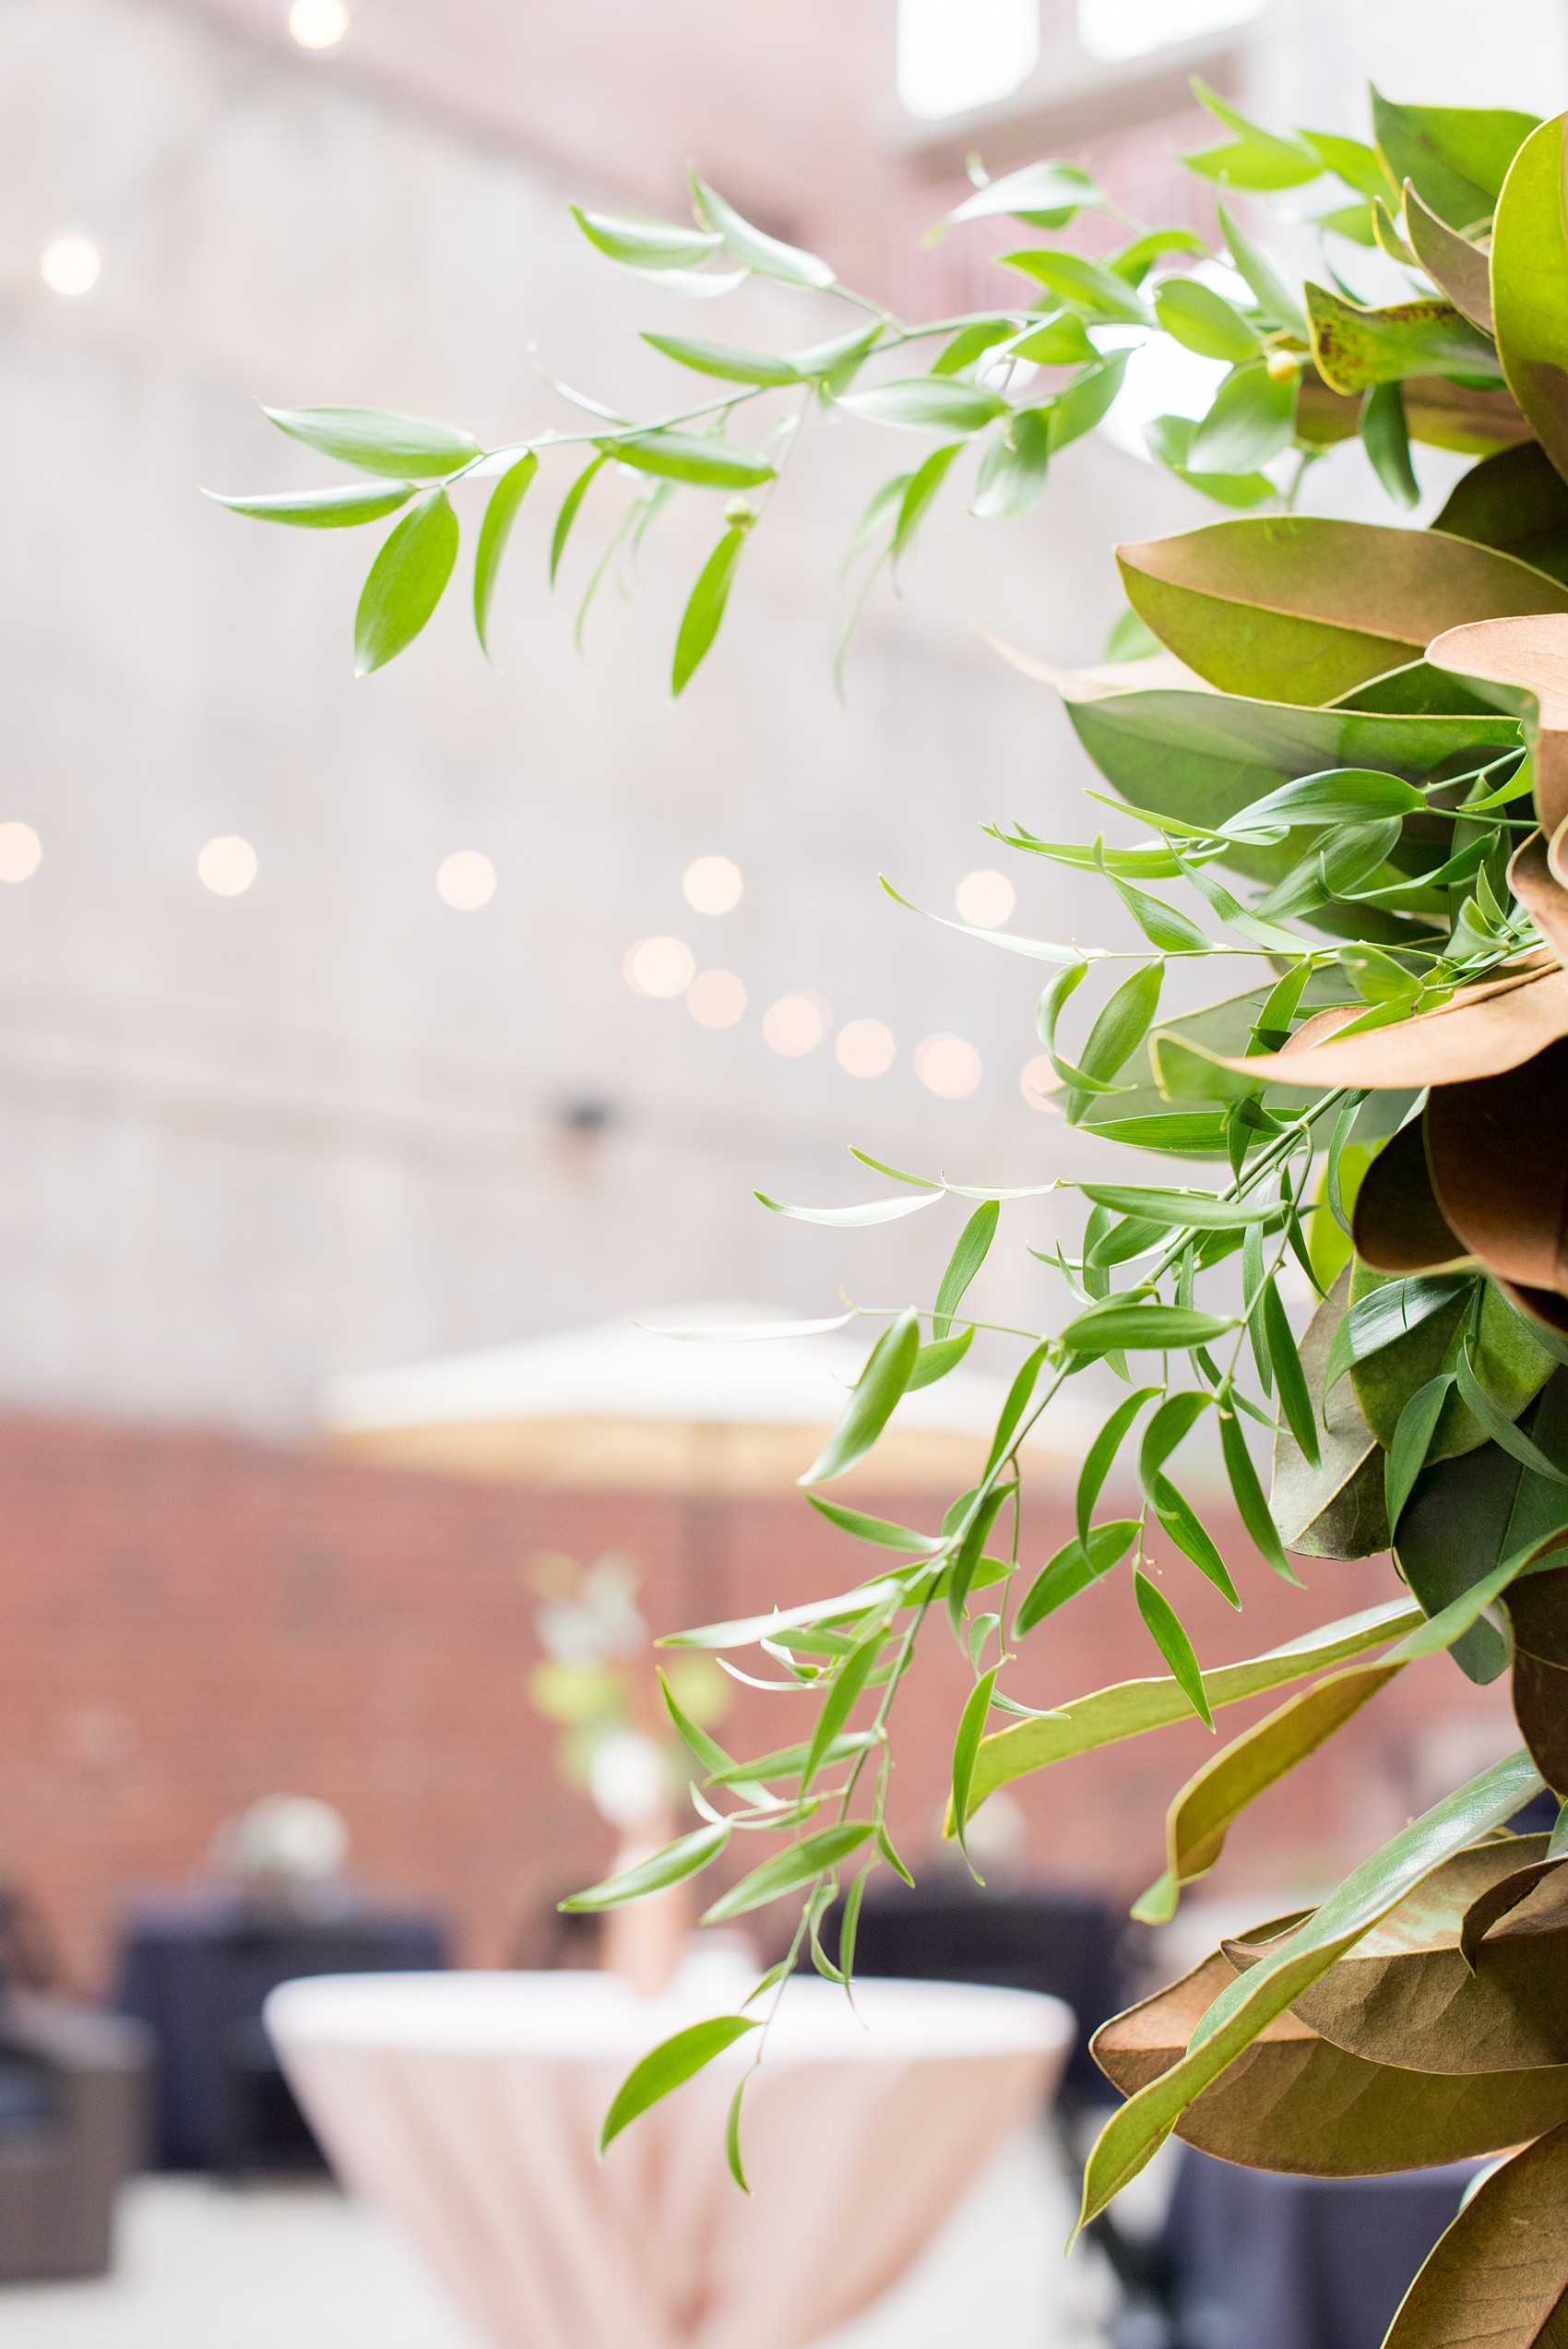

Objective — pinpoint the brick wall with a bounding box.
[0,1414,1515,1989]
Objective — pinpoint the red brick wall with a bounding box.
[0,1415,1515,1989]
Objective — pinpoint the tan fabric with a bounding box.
[267,1963,1072,2349]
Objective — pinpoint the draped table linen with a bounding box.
[266,1960,1073,2349]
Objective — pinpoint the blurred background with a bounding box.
[0,0,1562,2337]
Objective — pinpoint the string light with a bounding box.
[0,825,42,883]
[624,937,695,997]
[683,856,743,914]
[288,0,350,48]
[955,869,1016,927]
[198,837,257,896]
[436,852,496,910]
[915,1034,981,1098]
[40,235,101,296]
[688,971,746,1029]
[836,1019,895,1078]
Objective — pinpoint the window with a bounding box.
[897,0,1039,121]
[1077,0,1266,66]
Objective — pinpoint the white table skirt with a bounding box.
[267,1960,1074,2349]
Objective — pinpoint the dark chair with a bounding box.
[815,1878,1129,2105]
[0,1996,151,2281]
[113,1896,446,2172]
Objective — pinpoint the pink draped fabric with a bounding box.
[267,1963,1073,2349]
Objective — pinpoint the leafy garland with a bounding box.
[216,82,1568,2347]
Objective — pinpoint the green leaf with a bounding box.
[1132,1661,1399,1922]
[1110,226,1207,284]
[754,1189,944,1228]
[932,1199,998,1340]
[1218,1409,1295,1580]
[1299,127,1398,202]
[690,173,836,290]
[1324,1271,1472,1394]
[601,431,774,489]
[561,1820,731,1912]
[1107,875,1214,953]
[471,452,538,662]
[672,524,747,696]
[1432,442,1568,586]
[1134,1572,1213,1727]
[725,2072,751,2192]
[790,323,885,388]
[1360,380,1420,509]
[1154,279,1263,362]
[1385,1373,1456,1536]
[1060,1305,1239,1358]
[1116,519,1568,706]
[1217,202,1309,339]
[659,1574,909,1651]
[838,1862,873,1984]
[1137,1390,1211,1494]
[1182,81,1324,191]
[930,319,1016,376]
[971,409,1052,520]
[701,1822,873,1923]
[600,2014,761,2154]
[799,1309,921,1485]
[1456,1340,1568,1483]
[1078,1389,1161,1548]
[1221,763,1427,840]
[984,1343,1050,1479]
[1079,1184,1286,1233]
[906,1325,975,1389]
[550,453,608,584]
[261,403,481,479]
[1188,362,1297,475]
[706,1732,876,1786]
[933,160,1106,236]
[799,1631,885,1795]
[570,206,724,271]
[1078,1746,1543,2225]
[951,1666,1000,1854]
[893,441,964,560]
[836,379,1006,434]
[204,482,416,528]
[641,332,802,388]
[1007,314,1099,365]
[1491,113,1568,486]
[353,489,458,675]
[1372,89,1538,229]
[1304,283,1500,393]
[1401,186,1494,334]
[802,1496,944,1553]
[999,248,1150,325]
[1016,1520,1140,1634]
[1149,1474,1241,1607]
[1264,1278,1320,1471]
[1048,352,1131,451]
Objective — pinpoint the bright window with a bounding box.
[897,0,1039,121]
[1077,0,1266,65]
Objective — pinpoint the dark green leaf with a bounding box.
[1079,1183,1286,1233]
[1385,1373,1455,1536]
[1456,1340,1568,1483]
[600,2014,761,2153]
[1264,1278,1320,1471]
[353,489,458,675]
[562,1820,731,1912]
[472,452,538,662]
[799,1309,921,1485]
[1150,1475,1241,1607]
[1078,1389,1161,1548]
[672,525,747,696]
[1134,1572,1214,1727]
[1061,1305,1239,1358]
[602,431,774,489]
[701,1822,873,1924]
[1360,381,1419,509]
[1324,1271,1472,1394]
[204,482,416,528]
[261,403,481,479]
[1219,1409,1295,1580]
[933,1199,998,1339]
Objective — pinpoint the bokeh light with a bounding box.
[197,836,257,896]
[40,235,101,296]
[288,0,350,47]
[955,869,1016,928]
[1020,1055,1061,1111]
[682,855,743,915]
[687,969,746,1029]
[836,1018,895,1078]
[0,824,42,884]
[915,1033,981,1098]
[436,851,496,910]
[763,996,826,1055]
[624,936,695,997]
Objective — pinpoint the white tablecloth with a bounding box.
[266,1960,1073,2349]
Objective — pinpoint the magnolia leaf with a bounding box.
[204,482,416,528]
[1077,1747,1544,2224]
[1510,829,1568,960]
[1433,443,1568,585]
[1401,185,1494,332]
[1265,1270,1384,1556]
[1305,285,1500,394]
[1092,1942,1568,2176]
[1508,1564,1568,1793]
[1116,519,1568,707]
[1383,2123,1568,2349]
[799,1309,921,1485]
[689,173,835,290]
[1132,1663,1399,1924]
[1192,968,1568,1093]
[1426,611,1568,833]
[957,1596,1422,1823]
[599,2015,761,2154]
[560,1821,731,1912]
[1372,90,1538,227]
[353,490,458,675]
[1289,1835,1568,2072]
[1352,1115,1467,1274]
[701,1822,873,1923]
[1426,1039,1568,1296]
[261,402,481,478]
[1492,113,1568,486]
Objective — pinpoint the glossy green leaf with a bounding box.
[659,1576,908,1651]
[1117,519,1568,706]
[1132,1661,1399,1922]
[1078,1746,1543,2224]
[799,1631,885,1794]
[1432,442,1568,585]
[1325,1270,1472,1394]
[971,409,1052,519]
[642,332,802,388]
[353,490,458,675]
[802,1496,943,1553]
[1150,1475,1240,1607]
[705,1732,876,1786]
[600,2014,761,2153]
[550,453,608,584]
[471,452,538,662]
[1079,1184,1285,1232]
[1007,314,1098,366]
[1107,875,1213,953]
[754,1189,943,1227]
[837,379,1006,434]
[907,1325,975,1389]
[725,2072,751,2193]
[672,525,747,696]
[934,160,1106,236]
[1262,1279,1319,1471]
[1360,381,1420,509]
[690,173,836,290]
[1401,187,1494,332]
[1219,1408,1294,1580]
[963,1594,1420,1819]
[951,1664,1000,1857]
[1217,202,1309,339]
[1188,363,1297,475]
[932,1200,998,1339]
[1491,113,1568,485]
[1385,1373,1454,1536]
[1134,1572,1213,1726]
[570,206,724,271]
[931,320,1018,376]
[1456,1340,1568,1482]
[1078,1389,1161,1549]
[204,482,416,528]
[562,1820,731,1912]
[1049,352,1131,451]
[799,1309,921,1485]
[999,248,1149,324]
[1111,227,1208,285]
[1137,1390,1212,1495]
[893,441,964,560]
[1060,1304,1238,1358]
[701,1822,873,1923]
[1154,278,1264,362]
[601,432,774,489]
[1016,1520,1140,1634]
[1372,89,1538,230]
[1300,127,1397,201]
[261,403,481,479]
[1183,81,1323,190]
